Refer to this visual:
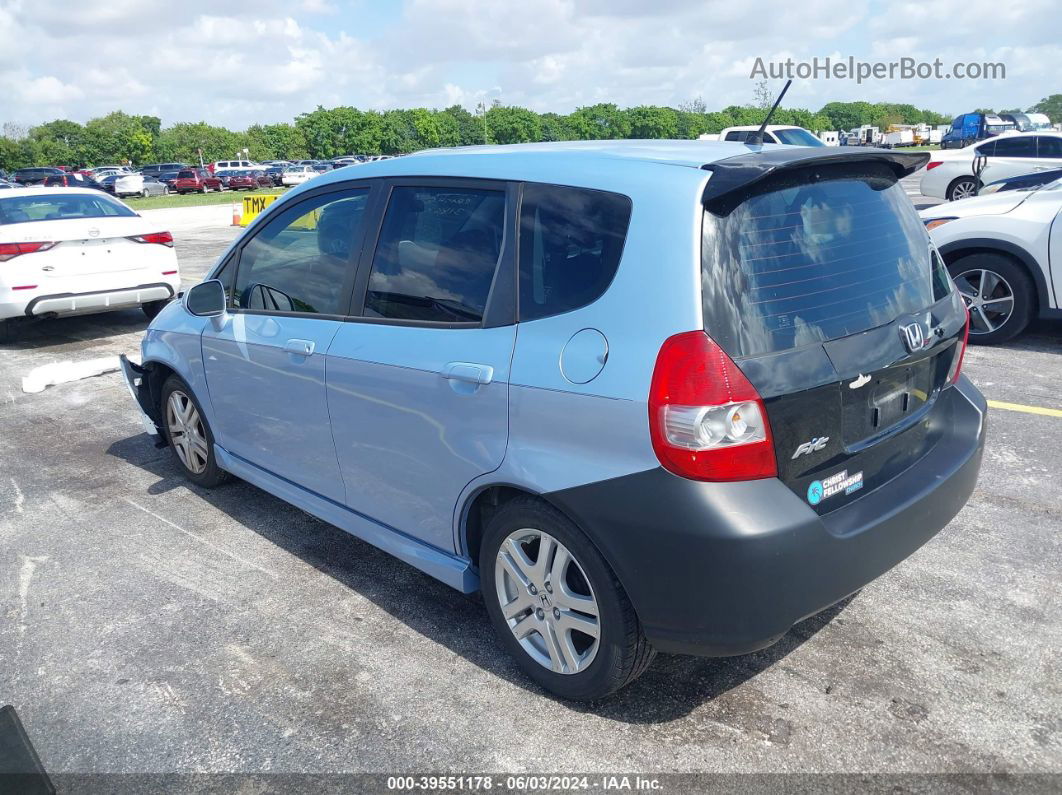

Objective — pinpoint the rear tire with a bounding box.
[159,376,230,488]
[480,497,654,701]
[947,176,979,201]
[948,253,1034,345]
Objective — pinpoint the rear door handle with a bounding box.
[284,338,315,356]
[442,361,494,385]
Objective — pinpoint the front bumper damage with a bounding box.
[118,354,161,438]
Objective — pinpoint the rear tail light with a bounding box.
[648,331,777,481]
[947,308,970,385]
[128,231,174,247]
[0,241,57,261]
[926,161,943,170]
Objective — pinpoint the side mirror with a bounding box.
[184,279,226,317]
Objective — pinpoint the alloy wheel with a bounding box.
[953,268,1015,335]
[166,390,209,474]
[494,529,600,674]
[951,179,977,201]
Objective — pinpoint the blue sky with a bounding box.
[1,0,1056,128]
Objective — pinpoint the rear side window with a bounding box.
[993,137,1036,157]
[234,189,369,315]
[1037,137,1062,158]
[701,163,948,357]
[518,183,631,321]
[364,186,505,324]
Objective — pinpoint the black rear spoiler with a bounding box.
[701,147,929,206]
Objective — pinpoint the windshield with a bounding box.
[701,163,952,357]
[773,129,826,147]
[0,193,137,225]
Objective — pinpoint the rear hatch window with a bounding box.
[702,161,966,513]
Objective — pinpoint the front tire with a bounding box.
[160,376,230,488]
[948,253,1034,345]
[480,497,654,701]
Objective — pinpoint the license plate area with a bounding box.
[842,359,933,446]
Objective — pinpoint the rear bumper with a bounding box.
[20,282,174,318]
[546,376,987,657]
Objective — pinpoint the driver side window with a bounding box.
[233,188,370,316]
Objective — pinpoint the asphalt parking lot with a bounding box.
[2,186,1061,786]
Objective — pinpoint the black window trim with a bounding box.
[221,180,382,322]
[346,176,518,330]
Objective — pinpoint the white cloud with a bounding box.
[1,0,1058,129]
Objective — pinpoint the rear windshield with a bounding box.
[0,193,137,225]
[701,163,952,357]
[177,170,195,178]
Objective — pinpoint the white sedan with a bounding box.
[0,187,180,341]
[115,174,169,198]
[920,177,1062,344]
[281,165,316,186]
[920,131,1062,202]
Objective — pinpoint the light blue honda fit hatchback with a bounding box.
[122,141,986,700]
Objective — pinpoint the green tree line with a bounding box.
[1,96,1055,172]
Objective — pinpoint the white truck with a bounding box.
[703,125,825,146]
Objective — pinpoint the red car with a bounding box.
[219,171,258,190]
[172,168,223,194]
[251,170,275,189]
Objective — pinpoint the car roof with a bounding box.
[0,186,119,197]
[304,140,772,193]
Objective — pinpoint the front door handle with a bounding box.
[442,362,494,385]
[284,338,315,356]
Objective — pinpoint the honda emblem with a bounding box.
[900,322,926,353]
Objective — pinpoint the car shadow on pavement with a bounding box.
[0,309,149,351]
[107,432,852,723]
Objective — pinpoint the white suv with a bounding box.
[921,177,1062,343]
[920,132,1062,201]
[210,160,257,173]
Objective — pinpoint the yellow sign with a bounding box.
[240,192,321,229]
[240,193,281,226]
